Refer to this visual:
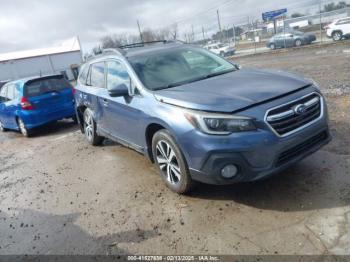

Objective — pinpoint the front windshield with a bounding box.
[128,47,237,90]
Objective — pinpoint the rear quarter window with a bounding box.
[25,77,72,97]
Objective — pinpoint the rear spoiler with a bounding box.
[25,74,65,85]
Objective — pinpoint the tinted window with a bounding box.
[79,65,89,84]
[90,62,105,88]
[25,77,72,97]
[106,61,130,90]
[337,18,350,25]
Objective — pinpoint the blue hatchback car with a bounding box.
[0,75,76,137]
[75,41,330,194]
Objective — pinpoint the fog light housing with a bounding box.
[221,164,238,179]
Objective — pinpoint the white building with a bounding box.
[0,37,82,81]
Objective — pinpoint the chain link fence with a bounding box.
[190,7,350,57]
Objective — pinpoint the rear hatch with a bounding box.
[24,75,74,113]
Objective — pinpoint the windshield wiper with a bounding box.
[153,69,236,91]
[153,75,208,90]
[204,69,236,79]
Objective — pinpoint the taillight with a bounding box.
[20,97,34,110]
[72,87,76,96]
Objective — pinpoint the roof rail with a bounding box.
[118,40,184,50]
[102,48,126,56]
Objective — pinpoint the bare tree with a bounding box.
[170,23,178,40]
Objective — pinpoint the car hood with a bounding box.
[153,68,311,113]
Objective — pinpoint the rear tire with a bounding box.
[152,129,195,194]
[295,39,302,47]
[17,118,32,137]
[332,31,343,41]
[270,43,276,50]
[0,120,7,132]
[83,108,103,146]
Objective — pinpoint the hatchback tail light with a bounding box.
[72,87,76,96]
[20,97,34,110]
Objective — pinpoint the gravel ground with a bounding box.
[0,42,350,256]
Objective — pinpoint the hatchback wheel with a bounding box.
[332,31,342,41]
[83,109,103,146]
[0,120,7,132]
[17,118,32,137]
[270,43,276,50]
[152,130,194,194]
[295,39,302,47]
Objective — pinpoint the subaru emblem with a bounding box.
[294,104,307,115]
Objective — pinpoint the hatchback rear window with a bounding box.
[25,77,72,97]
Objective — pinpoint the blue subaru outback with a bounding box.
[0,75,76,137]
[75,41,330,194]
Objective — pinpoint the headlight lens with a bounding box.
[184,110,256,135]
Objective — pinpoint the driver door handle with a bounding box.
[101,98,109,107]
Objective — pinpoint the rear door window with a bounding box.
[24,77,72,97]
[90,62,105,88]
[337,18,350,25]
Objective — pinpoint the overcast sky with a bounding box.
[0,0,324,53]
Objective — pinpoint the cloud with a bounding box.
[0,0,324,53]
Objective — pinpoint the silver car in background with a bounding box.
[267,31,316,50]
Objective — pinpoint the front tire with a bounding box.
[152,129,194,194]
[332,31,343,41]
[83,108,103,146]
[17,118,32,137]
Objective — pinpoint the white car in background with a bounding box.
[325,17,350,41]
[204,43,236,57]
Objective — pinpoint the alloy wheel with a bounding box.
[0,121,4,132]
[84,112,94,142]
[156,140,181,185]
[333,32,342,41]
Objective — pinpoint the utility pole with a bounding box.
[137,20,143,42]
[319,0,323,43]
[217,10,223,42]
[202,27,205,41]
[232,24,236,46]
[191,25,195,43]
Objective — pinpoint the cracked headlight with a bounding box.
[184,110,256,135]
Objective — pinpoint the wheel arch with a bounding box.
[144,119,185,163]
[145,123,167,162]
[76,105,87,133]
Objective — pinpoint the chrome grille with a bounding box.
[266,93,322,136]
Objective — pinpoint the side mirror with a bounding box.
[108,83,129,97]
